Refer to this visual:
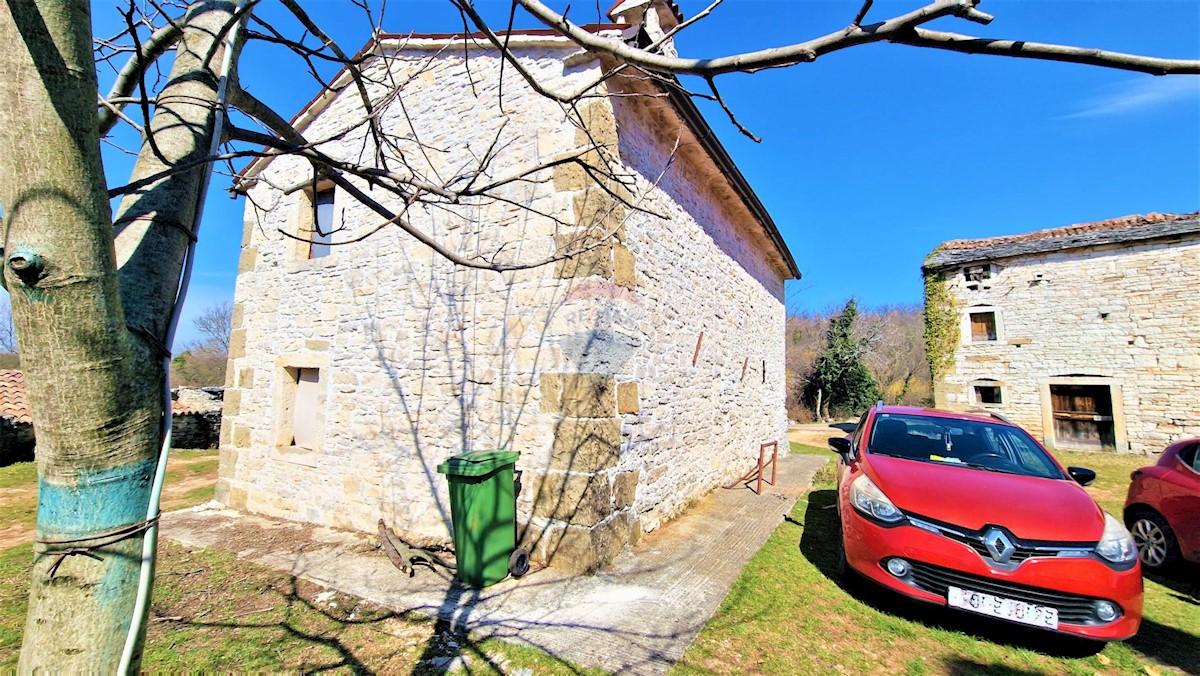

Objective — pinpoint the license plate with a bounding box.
[946,585,1058,629]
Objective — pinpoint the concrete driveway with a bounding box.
[163,454,827,674]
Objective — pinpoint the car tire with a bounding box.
[1127,509,1180,572]
[834,535,848,581]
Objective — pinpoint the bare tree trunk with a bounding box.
[1,0,234,670]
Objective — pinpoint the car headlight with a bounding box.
[1095,512,1137,565]
[850,474,904,523]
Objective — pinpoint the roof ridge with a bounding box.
[942,211,1200,251]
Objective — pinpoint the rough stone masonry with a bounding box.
[925,212,1200,454]
[216,14,798,574]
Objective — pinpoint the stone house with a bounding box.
[216,0,799,573]
[923,211,1200,454]
[171,387,225,449]
[0,370,34,465]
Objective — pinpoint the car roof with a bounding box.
[872,405,1015,427]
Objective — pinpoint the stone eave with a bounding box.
[659,78,801,280]
[923,218,1200,272]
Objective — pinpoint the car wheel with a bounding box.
[1128,510,1179,571]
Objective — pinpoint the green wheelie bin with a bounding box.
[436,450,529,587]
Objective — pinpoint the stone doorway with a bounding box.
[1050,384,1116,450]
[1039,377,1126,451]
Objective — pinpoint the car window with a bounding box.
[866,412,1065,479]
[850,410,869,451]
[1180,443,1200,472]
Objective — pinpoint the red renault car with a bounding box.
[829,405,1142,641]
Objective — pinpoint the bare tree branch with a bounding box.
[850,0,874,29]
[513,0,1200,76]
[895,28,1200,75]
[97,20,181,135]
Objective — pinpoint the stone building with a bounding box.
[171,387,224,449]
[216,1,799,573]
[923,212,1200,454]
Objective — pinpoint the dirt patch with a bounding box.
[0,452,219,550]
[789,423,848,449]
[0,525,32,551]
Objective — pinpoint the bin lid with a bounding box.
[436,450,519,476]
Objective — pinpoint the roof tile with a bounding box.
[0,370,32,425]
[942,211,1200,251]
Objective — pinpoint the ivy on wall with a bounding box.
[923,267,959,387]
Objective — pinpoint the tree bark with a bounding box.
[1,0,235,670]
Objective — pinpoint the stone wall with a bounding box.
[172,387,224,449]
[0,419,34,465]
[216,39,790,573]
[930,235,1200,454]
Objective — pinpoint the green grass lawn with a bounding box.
[0,453,595,673]
[4,445,1195,673]
[674,443,1198,674]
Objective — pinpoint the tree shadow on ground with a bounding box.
[150,544,607,674]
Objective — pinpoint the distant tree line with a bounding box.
[787,301,931,421]
[170,302,232,387]
[0,302,18,369]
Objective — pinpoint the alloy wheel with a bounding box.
[1131,517,1167,568]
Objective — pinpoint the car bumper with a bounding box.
[842,509,1143,641]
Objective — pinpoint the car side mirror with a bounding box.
[828,437,853,464]
[1068,466,1096,486]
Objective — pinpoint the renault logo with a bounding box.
[983,528,1016,563]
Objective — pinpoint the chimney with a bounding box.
[607,0,682,58]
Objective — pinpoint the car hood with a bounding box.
[866,455,1105,541]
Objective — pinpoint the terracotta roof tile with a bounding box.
[925,211,1200,270]
[942,212,1200,251]
[0,370,32,425]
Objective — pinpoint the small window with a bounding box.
[277,366,324,452]
[292,368,321,449]
[970,311,997,342]
[963,265,992,283]
[974,385,1002,405]
[310,188,335,259]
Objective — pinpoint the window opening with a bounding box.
[310,188,335,259]
[974,385,1002,405]
[292,367,321,449]
[970,311,997,342]
[963,265,992,283]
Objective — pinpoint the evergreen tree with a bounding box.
[804,300,881,419]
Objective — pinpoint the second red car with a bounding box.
[1124,438,1200,571]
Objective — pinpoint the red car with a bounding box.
[829,405,1142,641]
[1124,438,1200,571]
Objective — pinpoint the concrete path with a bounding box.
[163,454,827,674]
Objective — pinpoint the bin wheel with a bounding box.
[508,548,530,578]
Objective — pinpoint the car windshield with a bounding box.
[866,413,1065,480]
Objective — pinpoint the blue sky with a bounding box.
[88,1,1200,345]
